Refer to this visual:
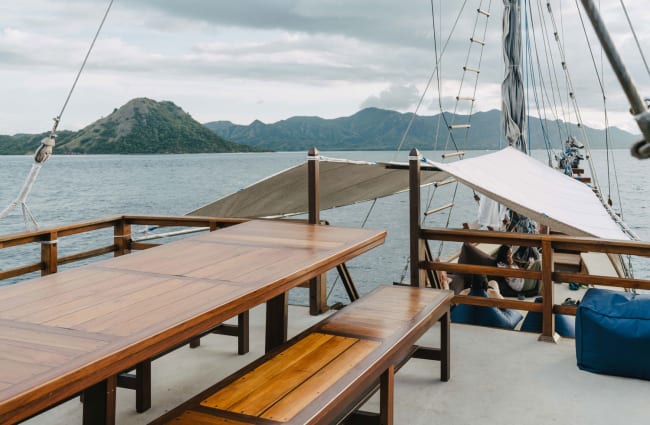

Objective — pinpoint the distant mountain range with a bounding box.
[0,98,638,154]
[0,98,262,155]
[205,108,638,151]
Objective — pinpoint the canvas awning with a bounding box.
[188,157,447,218]
[426,147,630,240]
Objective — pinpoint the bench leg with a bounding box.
[440,310,450,382]
[380,365,394,425]
[82,375,117,425]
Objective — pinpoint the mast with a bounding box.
[502,0,527,153]
[578,0,650,159]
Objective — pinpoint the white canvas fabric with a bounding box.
[426,147,629,240]
[188,157,447,218]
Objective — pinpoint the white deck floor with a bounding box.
[24,298,650,425]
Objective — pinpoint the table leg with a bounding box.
[82,375,117,425]
[265,292,288,353]
[379,365,395,425]
[440,310,450,382]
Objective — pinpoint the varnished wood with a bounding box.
[113,219,131,257]
[0,215,246,284]
[0,220,386,425]
[150,286,452,425]
[0,263,42,280]
[409,148,426,287]
[540,239,557,342]
[452,295,544,311]
[308,147,327,315]
[380,365,394,425]
[82,376,117,425]
[58,245,116,265]
[40,231,58,276]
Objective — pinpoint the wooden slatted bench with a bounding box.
[149,285,452,425]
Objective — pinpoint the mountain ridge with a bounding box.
[0,98,263,155]
[205,107,638,151]
[0,101,637,154]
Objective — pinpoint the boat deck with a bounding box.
[23,299,650,425]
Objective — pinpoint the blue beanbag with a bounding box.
[451,287,522,330]
[576,288,650,380]
[520,297,575,338]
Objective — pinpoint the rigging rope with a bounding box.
[391,0,469,160]
[0,0,114,230]
[619,0,650,79]
[544,1,602,196]
[532,0,571,148]
[325,198,378,303]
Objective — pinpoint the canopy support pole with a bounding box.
[308,148,328,314]
[409,149,427,287]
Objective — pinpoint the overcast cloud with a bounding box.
[0,0,648,135]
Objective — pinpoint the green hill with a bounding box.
[206,108,638,151]
[0,98,263,155]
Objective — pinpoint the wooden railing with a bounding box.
[419,227,650,341]
[408,147,650,342]
[0,215,245,281]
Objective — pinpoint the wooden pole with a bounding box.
[308,148,327,314]
[40,231,58,275]
[409,148,426,287]
[539,238,559,342]
[114,218,131,257]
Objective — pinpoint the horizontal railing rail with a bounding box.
[0,215,247,281]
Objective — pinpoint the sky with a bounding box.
[1,0,649,135]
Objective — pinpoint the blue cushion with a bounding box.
[450,303,476,324]
[451,287,522,330]
[576,288,650,380]
[520,297,575,338]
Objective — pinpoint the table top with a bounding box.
[0,220,386,424]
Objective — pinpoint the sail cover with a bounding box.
[188,157,447,218]
[426,147,629,240]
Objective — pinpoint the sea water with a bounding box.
[1,150,648,305]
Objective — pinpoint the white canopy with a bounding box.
[189,157,447,218]
[426,147,630,240]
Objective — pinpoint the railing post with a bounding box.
[40,231,58,276]
[114,218,132,257]
[539,238,559,343]
[308,147,328,314]
[409,149,426,287]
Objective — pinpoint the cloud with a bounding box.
[1,1,649,134]
[360,84,420,110]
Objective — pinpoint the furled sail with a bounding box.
[426,147,630,240]
[502,0,527,153]
[189,157,447,218]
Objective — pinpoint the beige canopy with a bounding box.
[427,147,630,240]
[188,157,447,218]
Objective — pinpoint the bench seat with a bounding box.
[150,285,452,425]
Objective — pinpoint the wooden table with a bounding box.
[0,220,386,425]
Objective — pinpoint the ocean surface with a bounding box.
[1,149,648,305]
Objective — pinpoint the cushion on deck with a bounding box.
[451,287,522,330]
[576,288,650,380]
[520,297,575,338]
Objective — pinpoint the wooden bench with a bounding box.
[149,285,453,425]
